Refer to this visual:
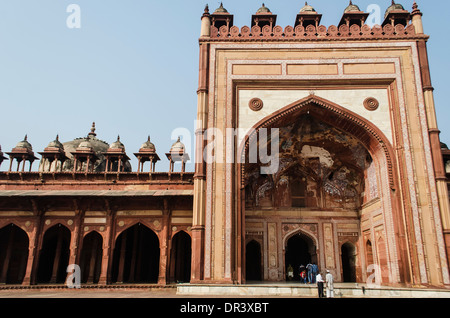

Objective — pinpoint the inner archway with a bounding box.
[111,223,160,284]
[169,231,191,283]
[0,224,29,284]
[245,240,262,282]
[36,224,71,284]
[285,232,316,281]
[341,242,356,282]
[79,231,103,284]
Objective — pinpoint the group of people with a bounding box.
[316,270,334,298]
[299,263,319,284]
[287,263,335,298]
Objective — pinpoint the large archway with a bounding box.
[36,224,71,284]
[238,95,406,284]
[111,223,160,284]
[0,224,29,284]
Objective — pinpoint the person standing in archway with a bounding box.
[325,270,334,298]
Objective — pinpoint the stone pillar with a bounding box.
[158,199,170,285]
[99,210,113,285]
[416,35,450,285]
[22,223,38,286]
[191,11,210,283]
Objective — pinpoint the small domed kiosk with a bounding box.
[166,136,190,173]
[6,135,38,172]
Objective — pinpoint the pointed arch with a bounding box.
[0,223,29,284]
[169,230,192,283]
[111,223,160,283]
[284,230,318,281]
[79,231,103,284]
[36,223,71,284]
[341,241,357,282]
[236,94,408,284]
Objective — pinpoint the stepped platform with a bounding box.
[177,282,450,298]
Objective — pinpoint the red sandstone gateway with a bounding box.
[0,1,449,291]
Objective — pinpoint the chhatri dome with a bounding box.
[385,0,406,18]
[214,2,228,14]
[256,3,271,14]
[46,135,64,150]
[109,135,125,150]
[15,135,33,150]
[140,136,156,152]
[300,2,316,13]
[170,136,185,154]
[344,0,361,13]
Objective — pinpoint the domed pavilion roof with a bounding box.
[46,135,64,150]
[15,135,33,150]
[385,1,406,19]
[344,1,361,13]
[170,137,185,154]
[109,135,125,150]
[300,2,316,13]
[256,3,271,14]
[214,2,229,14]
[140,136,156,152]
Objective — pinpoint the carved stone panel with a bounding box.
[267,223,278,280]
[323,223,335,270]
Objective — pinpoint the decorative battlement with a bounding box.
[205,22,421,41]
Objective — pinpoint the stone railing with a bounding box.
[206,23,424,40]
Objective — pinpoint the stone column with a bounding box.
[22,223,38,286]
[100,203,115,285]
[191,10,210,283]
[416,32,450,285]
[158,199,170,285]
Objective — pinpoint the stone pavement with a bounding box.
[0,283,449,298]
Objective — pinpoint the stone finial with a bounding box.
[412,1,422,15]
[88,122,96,137]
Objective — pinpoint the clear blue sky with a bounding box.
[0,0,448,172]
